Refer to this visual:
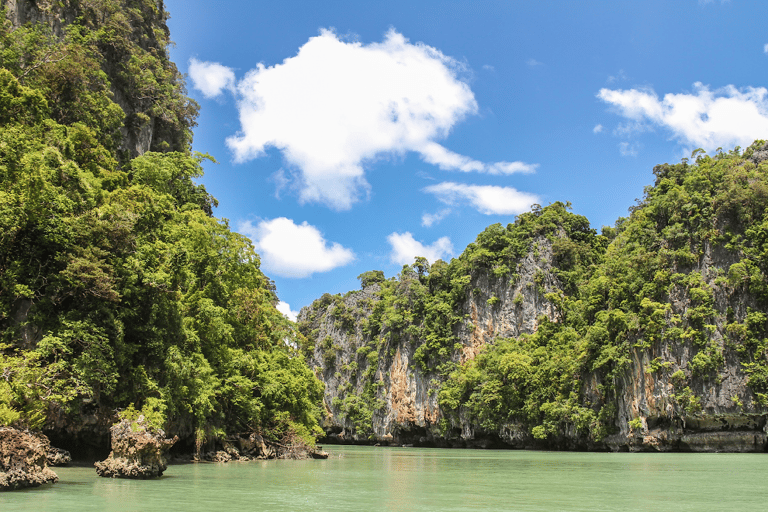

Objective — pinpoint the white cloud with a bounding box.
[419,142,537,175]
[619,141,640,157]
[239,218,355,278]
[593,124,604,134]
[482,64,495,71]
[424,182,540,215]
[207,28,535,210]
[387,232,453,265]
[526,58,543,67]
[277,301,299,322]
[607,70,629,84]
[422,208,452,227]
[189,58,236,99]
[764,43,768,54]
[598,83,768,152]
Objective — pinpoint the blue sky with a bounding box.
[163,0,768,319]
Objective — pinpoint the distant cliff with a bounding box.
[300,142,768,452]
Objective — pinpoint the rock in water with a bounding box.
[95,416,178,479]
[0,427,58,490]
[46,446,71,467]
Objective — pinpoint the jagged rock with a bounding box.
[46,446,71,467]
[310,448,329,459]
[236,432,273,459]
[203,450,232,463]
[0,427,58,491]
[749,142,768,164]
[94,416,177,479]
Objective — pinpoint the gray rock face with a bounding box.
[299,237,561,446]
[1,0,187,158]
[95,417,177,479]
[303,231,768,452]
[603,238,768,452]
[0,428,58,490]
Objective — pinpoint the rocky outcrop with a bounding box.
[46,445,71,467]
[602,237,768,452]
[302,205,768,452]
[95,417,177,478]
[194,433,329,462]
[0,428,58,490]
[299,236,562,446]
[1,0,195,158]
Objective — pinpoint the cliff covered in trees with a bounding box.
[0,0,323,457]
[300,143,768,452]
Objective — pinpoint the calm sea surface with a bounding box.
[2,445,766,511]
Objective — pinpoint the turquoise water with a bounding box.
[2,446,766,511]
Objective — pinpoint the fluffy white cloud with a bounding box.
[593,124,604,134]
[424,182,540,215]
[277,301,299,322]
[239,218,355,278]
[202,28,535,210]
[387,232,453,265]
[189,58,236,99]
[422,208,451,227]
[598,83,768,152]
[764,43,768,54]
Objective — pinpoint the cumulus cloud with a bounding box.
[277,301,299,322]
[424,182,539,216]
[200,28,535,210]
[764,43,768,54]
[598,83,768,152]
[387,232,453,265]
[422,208,451,227]
[238,218,355,278]
[189,58,236,99]
[593,124,604,134]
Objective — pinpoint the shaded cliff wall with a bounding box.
[2,0,197,157]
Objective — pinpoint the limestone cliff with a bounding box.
[298,229,570,446]
[1,0,197,157]
[302,146,768,451]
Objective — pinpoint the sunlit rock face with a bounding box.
[300,237,563,448]
[303,217,768,452]
[95,417,177,479]
[0,428,59,490]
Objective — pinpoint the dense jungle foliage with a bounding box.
[0,0,323,447]
[303,142,768,444]
[443,143,768,442]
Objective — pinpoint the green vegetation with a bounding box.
[441,143,768,443]
[304,143,768,446]
[0,1,323,447]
